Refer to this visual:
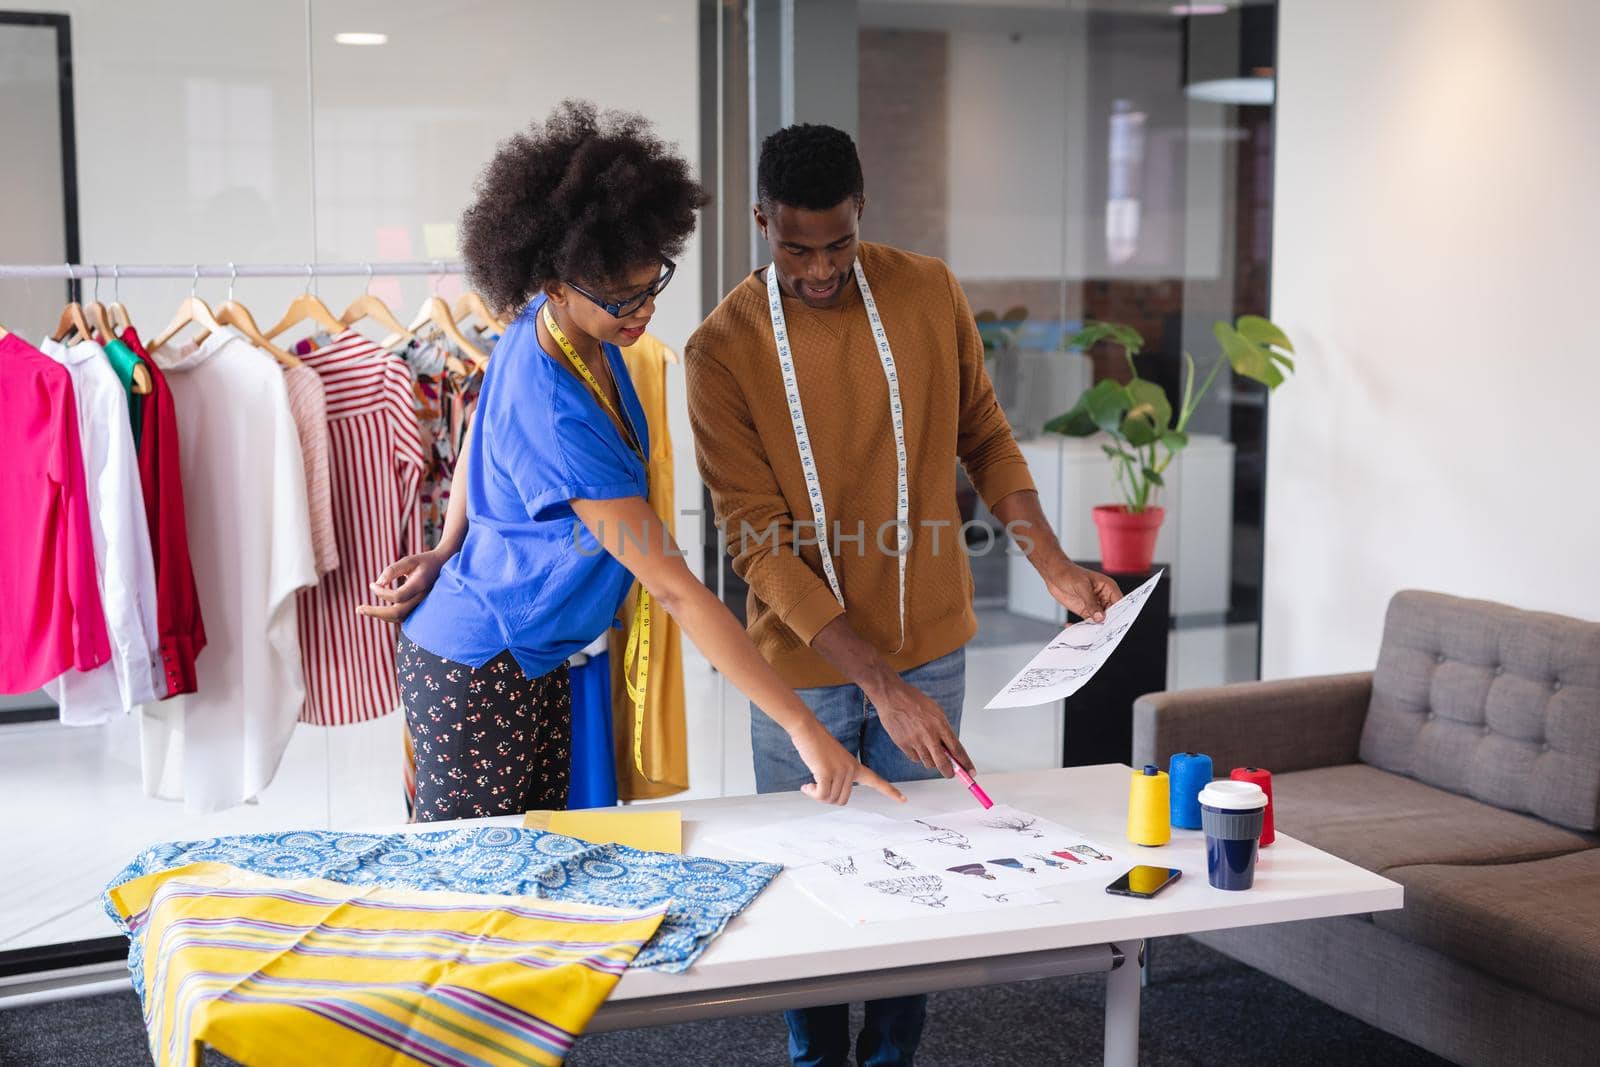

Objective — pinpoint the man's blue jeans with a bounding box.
[751,648,966,1067]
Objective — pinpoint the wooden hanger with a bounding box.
[68,272,154,393]
[393,289,485,376]
[0,324,10,340]
[451,290,507,336]
[85,299,116,338]
[146,267,225,356]
[264,265,346,341]
[53,300,93,344]
[83,266,119,343]
[340,265,414,348]
[215,265,303,369]
[109,264,134,335]
[88,278,153,393]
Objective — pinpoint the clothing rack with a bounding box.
[0,261,465,281]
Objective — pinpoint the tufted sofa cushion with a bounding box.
[1268,763,1595,872]
[1360,591,1600,831]
[1374,849,1600,1018]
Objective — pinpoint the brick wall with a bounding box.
[859,28,949,260]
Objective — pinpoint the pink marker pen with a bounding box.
[944,747,993,809]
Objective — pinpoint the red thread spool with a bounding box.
[1230,767,1274,846]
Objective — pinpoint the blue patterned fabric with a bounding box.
[104,826,780,997]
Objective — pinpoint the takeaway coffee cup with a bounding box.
[1198,780,1269,891]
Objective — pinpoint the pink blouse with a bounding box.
[0,332,112,691]
[283,363,340,577]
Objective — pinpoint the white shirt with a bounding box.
[142,327,318,814]
[39,338,163,724]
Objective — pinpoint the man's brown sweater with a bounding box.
[685,242,1035,688]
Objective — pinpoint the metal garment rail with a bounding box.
[0,261,465,280]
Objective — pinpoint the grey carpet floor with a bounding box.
[0,936,1445,1066]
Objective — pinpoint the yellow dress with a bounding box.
[610,333,690,799]
[108,862,665,1067]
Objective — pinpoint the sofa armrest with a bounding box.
[1131,671,1373,775]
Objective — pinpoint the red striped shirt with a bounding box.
[295,331,425,726]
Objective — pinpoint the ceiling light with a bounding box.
[334,32,388,46]
[1185,77,1275,106]
[1171,3,1229,14]
[1181,4,1275,107]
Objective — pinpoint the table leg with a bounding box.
[1103,939,1142,1067]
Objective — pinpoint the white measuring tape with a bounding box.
[765,259,909,652]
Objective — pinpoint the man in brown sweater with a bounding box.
[686,124,1120,1067]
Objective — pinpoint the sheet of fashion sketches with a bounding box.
[986,569,1166,709]
[759,805,1125,925]
[710,809,933,868]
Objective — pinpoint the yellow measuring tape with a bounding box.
[542,303,654,781]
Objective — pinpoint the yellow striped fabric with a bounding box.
[107,862,667,1067]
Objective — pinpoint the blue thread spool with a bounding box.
[1169,752,1213,829]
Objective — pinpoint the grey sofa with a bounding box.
[1133,590,1600,1066]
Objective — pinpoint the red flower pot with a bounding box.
[1092,505,1165,574]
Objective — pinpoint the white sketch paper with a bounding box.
[790,840,1052,924]
[903,805,1124,888]
[711,808,931,867]
[986,570,1165,708]
[722,802,1120,924]
[784,805,1120,924]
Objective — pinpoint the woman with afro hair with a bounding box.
[361,101,903,821]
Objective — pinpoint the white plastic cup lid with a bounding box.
[1198,780,1268,810]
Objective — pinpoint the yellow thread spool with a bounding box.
[1128,764,1171,846]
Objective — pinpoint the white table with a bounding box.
[407,765,1402,1065]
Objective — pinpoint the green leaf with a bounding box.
[1142,467,1166,487]
[1082,378,1131,434]
[1214,321,1285,389]
[1236,315,1294,353]
[1109,324,1145,352]
[1179,350,1197,423]
[1122,415,1158,446]
[1236,315,1297,376]
[1124,379,1172,432]
[1161,430,1189,451]
[1101,443,1134,462]
[1044,405,1098,436]
[1068,322,1117,351]
[1069,320,1143,356]
[1120,378,1172,448]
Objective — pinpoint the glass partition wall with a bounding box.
[0,0,1274,972]
[701,0,1278,775]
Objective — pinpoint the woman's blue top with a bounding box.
[403,294,649,678]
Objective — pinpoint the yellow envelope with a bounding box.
[523,808,683,854]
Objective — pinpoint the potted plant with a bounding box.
[1043,315,1296,573]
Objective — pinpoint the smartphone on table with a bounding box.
[1105,865,1182,899]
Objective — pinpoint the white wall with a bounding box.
[1262,0,1600,677]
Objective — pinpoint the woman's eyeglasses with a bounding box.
[566,259,676,318]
